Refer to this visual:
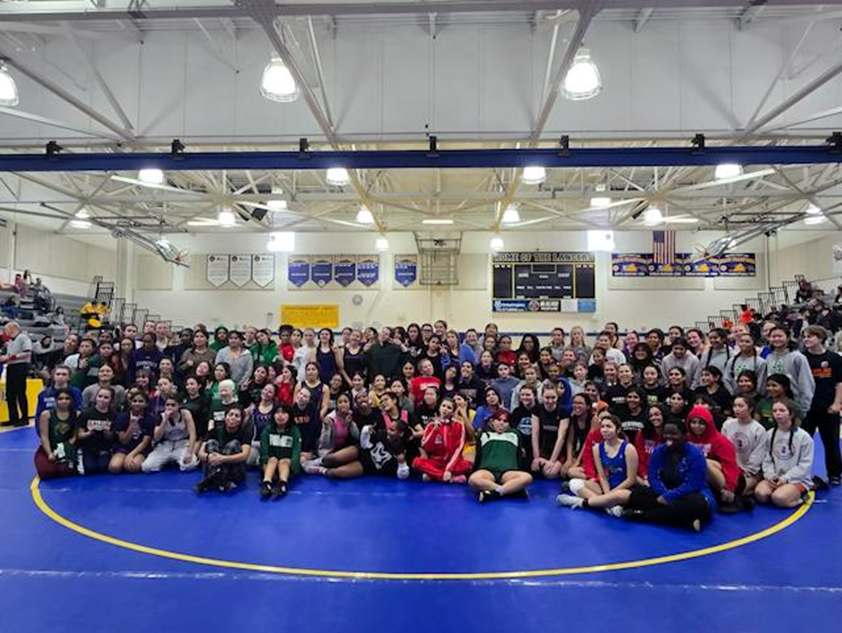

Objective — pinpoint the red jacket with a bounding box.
[420,418,465,471]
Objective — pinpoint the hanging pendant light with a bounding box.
[217,207,237,227]
[260,53,299,103]
[643,205,663,226]
[561,48,602,101]
[326,167,351,186]
[0,63,19,107]
[521,166,546,185]
[502,204,521,224]
[714,163,743,182]
[138,168,165,186]
[356,205,374,225]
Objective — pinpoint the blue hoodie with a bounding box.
[648,441,715,507]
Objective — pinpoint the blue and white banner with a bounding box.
[287,256,311,287]
[394,255,418,287]
[311,257,333,287]
[333,256,357,287]
[357,256,380,287]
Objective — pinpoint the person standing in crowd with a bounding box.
[178,329,216,377]
[660,338,699,385]
[364,326,405,381]
[724,332,767,395]
[765,326,814,413]
[215,330,254,389]
[1,322,32,427]
[34,365,82,436]
[801,325,842,486]
[127,332,164,385]
[693,328,732,389]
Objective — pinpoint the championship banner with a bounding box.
[228,254,252,287]
[251,255,275,287]
[357,255,380,287]
[311,257,334,287]
[206,255,230,287]
[612,253,756,277]
[394,255,418,287]
[287,256,311,287]
[333,255,357,287]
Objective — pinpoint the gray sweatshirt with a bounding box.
[721,417,766,476]
[723,354,767,395]
[764,350,815,413]
[692,347,731,389]
[215,347,254,385]
[660,352,699,384]
[761,426,814,488]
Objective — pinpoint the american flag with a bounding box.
[653,230,675,265]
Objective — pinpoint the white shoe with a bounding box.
[556,493,584,509]
[303,459,324,475]
[605,505,623,518]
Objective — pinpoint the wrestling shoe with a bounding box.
[272,481,288,499]
[260,481,273,499]
[478,490,500,503]
[195,475,217,495]
[605,506,623,518]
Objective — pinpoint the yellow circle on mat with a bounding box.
[31,476,813,581]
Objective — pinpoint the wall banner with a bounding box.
[206,255,230,287]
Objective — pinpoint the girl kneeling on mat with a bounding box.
[35,388,78,479]
[469,409,533,502]
[413,398,473,483]
[623,419,714,531]
[259,405,301,499]
[557,414,638,517]
[755,399,814,508]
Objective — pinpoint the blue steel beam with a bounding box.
[0,145,840,172]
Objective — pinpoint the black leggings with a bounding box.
[625,486,712,529]
[5,363,28,425]
[803,410,841,479]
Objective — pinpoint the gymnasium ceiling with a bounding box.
[1,1,842,242]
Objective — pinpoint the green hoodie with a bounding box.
[260,424,302,474]
[249,340,279,365]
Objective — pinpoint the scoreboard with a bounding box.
[492,252,596,313]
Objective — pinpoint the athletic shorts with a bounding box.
[488,468,517,483]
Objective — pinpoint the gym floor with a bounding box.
[1,425,838,632]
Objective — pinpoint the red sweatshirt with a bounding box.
[686,406,741,492]
[420,418,466,472]
[410,375,441,406]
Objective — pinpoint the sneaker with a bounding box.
[556,493,584,509]
[478,490,499,504]
[605,505,623,518]
[830,475,841,486]
[422,474,430,482]
[451,475,467,484]
[812,476,829,491]
[691,519,702,533]
[304,461,324,475]
[260,481,273,499]
[219,481,237,493]
[272,481,288,499]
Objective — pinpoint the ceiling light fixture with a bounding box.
[356,205,374,224]
[561,47,602,101]
[217,207,237,227]
[805,203,822,215]
[0,63,19,107]
[138,168,165,186]
[714,163,743,181]
[643,206,664,225]
[502,204,521,224]
[75,208,90,219]
[70,219,91,229]
[326,167,351,186]
[521,166,546,185]
[422,218,455,225]
[260,53,299,103]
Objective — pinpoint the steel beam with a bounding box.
[1,144,841,173]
